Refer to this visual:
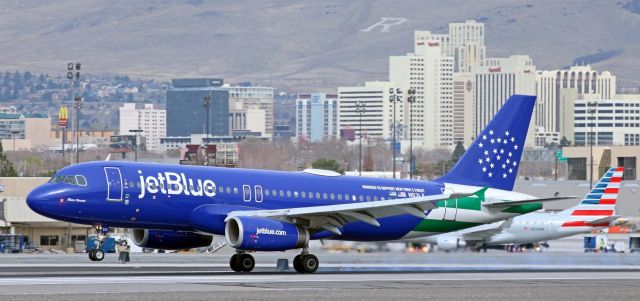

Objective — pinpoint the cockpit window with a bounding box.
[49,174,87,186]
[63,176,77,185]
[48,176,65,183]
[76,175,87,186]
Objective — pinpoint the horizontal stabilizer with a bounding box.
[483,196,578,209]
[587,215,624,226]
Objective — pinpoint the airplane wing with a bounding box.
[225,192,472,235]
[458,219,513,242]
[482,196,578,209]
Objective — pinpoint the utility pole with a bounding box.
[73,96,83,164]
[66,63,81,164]
[407,88,416,179]
[587,102,597,189]
[389,88,402,179]
[355,101,367,176]
[129,129,143,162]
[203,95,211,166]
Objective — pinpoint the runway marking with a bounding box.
[2,272,640,287]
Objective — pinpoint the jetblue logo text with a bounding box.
[138,171,216,199]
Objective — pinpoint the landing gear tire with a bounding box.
[238,254,255,272]
[293,254,303,273]
[93,249,105,261]
[88,249,96,261]
[230,254,242,272]
[299,254,319,274]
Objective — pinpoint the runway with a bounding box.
[1,251,640,300]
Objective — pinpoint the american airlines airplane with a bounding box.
[26,94,566,273]
[419,167,626,252]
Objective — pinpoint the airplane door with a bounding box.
[104,167,123,201]
[443,198,458,220]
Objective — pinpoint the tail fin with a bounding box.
[436,94,536,191]
[559,167,623,216]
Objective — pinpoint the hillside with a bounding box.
[1,0,639,91]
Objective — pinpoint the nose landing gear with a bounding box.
[88,249,105,261]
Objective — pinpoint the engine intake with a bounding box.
[131,229,213,250]
[437,235,466,251]
[225,216,309,251]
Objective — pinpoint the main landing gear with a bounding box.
[293,248,319,274]
[229,252,255,272]
[227,248,320,273]
[88,249,105,262]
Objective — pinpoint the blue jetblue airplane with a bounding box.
[28,94,549,273]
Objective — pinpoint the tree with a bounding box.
[363,147,374,171]
[311,158,343,174]
[0,143,18,177]
[451,141,466,163]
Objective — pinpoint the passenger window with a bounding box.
[280,190,284,197]
[374,196,379,201]
[272,189,277,196]
[358,195,364,202]
[366,196,371,202]
[265,189,270,196]
[309,192,313,199]
[286,191,291,197]
[352,195,357,201]
[316,192,321,199]
[219,186,224,193]
[243,185,251,202]
[322,193,328,199]
[301,191,306,198]
[337,194,343,200]
[76,175,87,186]
[294,191,299,198]
[330,193,335,200]
[226,187,231,194]
[63,176,77,185]
[233,187,239,194]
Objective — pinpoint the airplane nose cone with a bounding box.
[26,185,58,216]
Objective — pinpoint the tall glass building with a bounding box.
[166,79,229,137]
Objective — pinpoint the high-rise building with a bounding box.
[223,85,274,137]
[296,93,339,142]
[413,20,486,72]
[166,78,229,137]
[119,103,166,152]
[452,72,475,146]
[390,38,453,149]
[338,82,404,141]
[535,66,617,143]
[573,95,640,146]
[473,55,536,144]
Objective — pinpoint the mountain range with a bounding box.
[1,0,639,91]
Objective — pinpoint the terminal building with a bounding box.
[0,113,52,151]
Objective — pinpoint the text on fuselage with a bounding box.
[138,170,217,199]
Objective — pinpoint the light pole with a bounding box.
[67,62,81,164]
[10,129,20,152]
[355,101,367,176]
[389,88,402,179]
[587,102,597,189]
[407,88,416,179]
[129,129,143,162]
[73,96,83,164]
[203,95,211,166]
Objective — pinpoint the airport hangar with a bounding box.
[1,146,639,251]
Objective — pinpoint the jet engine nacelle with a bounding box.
[437,235,467,251]
[225,216,309,251]
[131,229,213,250]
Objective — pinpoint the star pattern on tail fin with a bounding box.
[476,129,523,182]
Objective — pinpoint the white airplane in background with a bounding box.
[418,167,628,252]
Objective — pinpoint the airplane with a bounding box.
[417,167,627,252]
[27,94,566,273]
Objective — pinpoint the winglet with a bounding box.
[105,154,111,161]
